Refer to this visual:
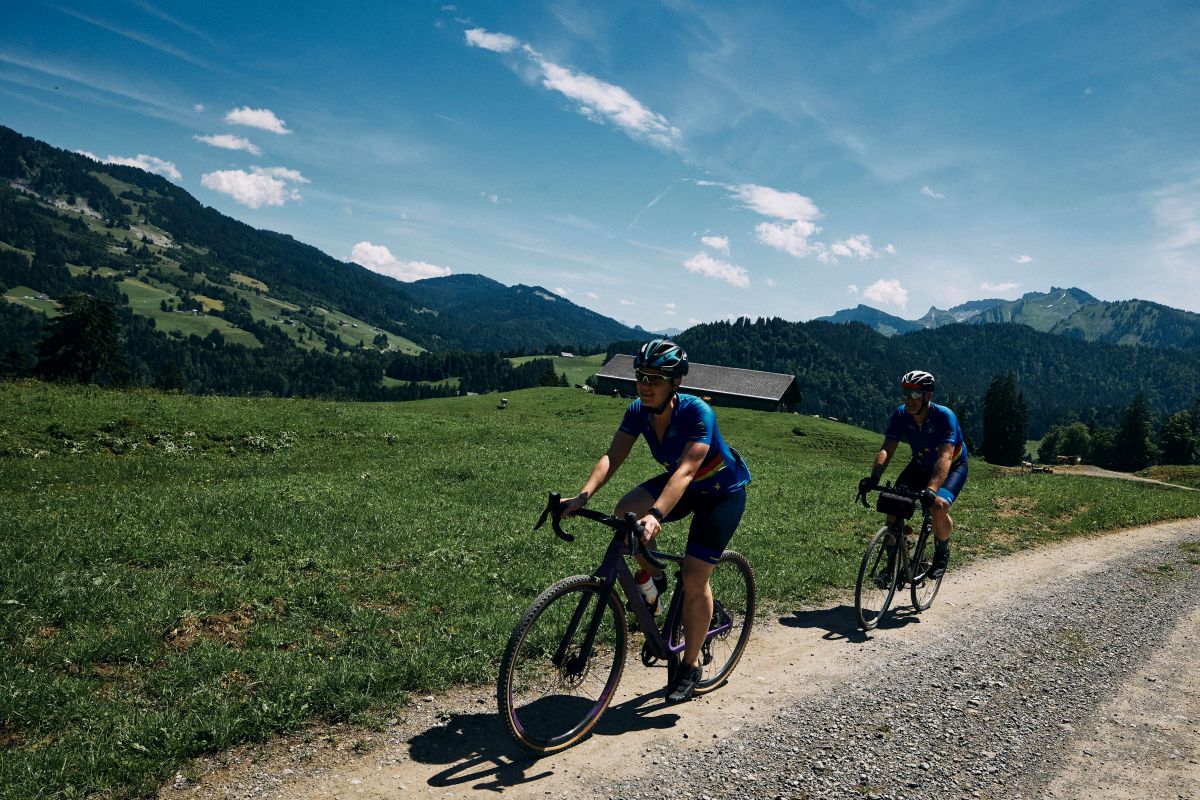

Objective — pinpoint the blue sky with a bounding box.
[3,1,1199,327]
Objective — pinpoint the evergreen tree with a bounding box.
[35,293,130,385]
[1113,391,1156,471]
[981,372,1028,465]
[153,361,186,392]
[1159,411,1195,465]
[1089,426,1119,469]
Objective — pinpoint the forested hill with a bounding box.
[0,124,640,353]
[667,317,1200,439]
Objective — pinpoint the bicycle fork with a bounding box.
[553,577,617,676]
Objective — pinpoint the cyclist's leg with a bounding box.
[932,459,968,542]
[680,489,745,668]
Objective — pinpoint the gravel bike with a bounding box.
[497,492,755,754]
[853,482,943,630]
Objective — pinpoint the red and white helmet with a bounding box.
[900,370,935,392]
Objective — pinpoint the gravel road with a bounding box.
[604,526,1200,800]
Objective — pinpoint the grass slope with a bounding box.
[510,351,606,386]
[2,381,1199,797]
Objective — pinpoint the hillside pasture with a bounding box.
[510,351,606,386]
[2,382,1200,797]
[118,278,261,347]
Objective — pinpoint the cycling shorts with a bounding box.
[896,458,968,505]
[635,472,746,565]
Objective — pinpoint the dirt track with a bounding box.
[164,515,1200,800]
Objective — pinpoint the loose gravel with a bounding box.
[603,533,1200,800]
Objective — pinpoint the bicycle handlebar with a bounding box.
[855,482,935,510]
[535,492,667,571]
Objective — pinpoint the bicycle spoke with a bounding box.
[695,550,755,694]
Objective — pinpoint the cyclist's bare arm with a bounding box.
[563,430,637,516]
[870,438,899,479]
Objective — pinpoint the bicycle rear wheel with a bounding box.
[909,526,944,611]
[855,525,899,630]
[695,550,755,694]
[497,575,627,753]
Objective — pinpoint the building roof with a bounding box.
[596,354,797,402]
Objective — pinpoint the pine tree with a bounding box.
[981,372,1028,466]
[1159,411,1195,465]
[1113,391,1155,471]
[35,293,129,385]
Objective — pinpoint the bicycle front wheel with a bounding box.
[497,575,627,753]
[909,528,944,611]
[855,525,899,630]
[695,550,755,694]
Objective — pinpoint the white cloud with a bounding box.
[755,220,820,258]
[825,234,883,263]
[765,277,776,287]
[349,241,452,282]
[224,106,291,134]
[586,291,599,300]
[863,278,908,309]
[193,103,205,113]
[729,183,820,222]
[885,244,896,255]
[701,235,730,254]
[981,282,1020,293]
[553,286,571,296]
[1150,175,1200,271]
[194,133,261,156]
[466,28,681,149]
[464,28,520,53]
[620,299,635,306]
[664,302,677,315]
[921,185,946,199]
[79,150,181,181]
[1012,254,1033,264]
[847,284,859,295]
[682,252,750,288]
[200,166,308,208]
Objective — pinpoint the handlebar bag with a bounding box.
[875,491,916,520]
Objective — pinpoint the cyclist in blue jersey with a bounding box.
[561,339,751,703]
[858,370,967,578]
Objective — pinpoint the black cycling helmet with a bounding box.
[900,370,935,392]
[634,338,689,377]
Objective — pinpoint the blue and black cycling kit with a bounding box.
[618,393,751,564]
[884,402,968,503]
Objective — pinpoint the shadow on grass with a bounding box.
[779,603,924,643]
[409,687,680,792]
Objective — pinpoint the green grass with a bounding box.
[510,351,606,386]
[2,381,1200,798]
[1140,465,1200,490]
[118,278,261,348]
[3,286,60,317]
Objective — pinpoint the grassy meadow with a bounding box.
[3,380,1200,798]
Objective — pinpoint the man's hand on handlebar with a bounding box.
[857,475,878,502]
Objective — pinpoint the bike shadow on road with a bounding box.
[409,687,681,792]
[779,603,923,643]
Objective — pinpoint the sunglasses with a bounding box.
[901,389,926,400]
[634,370,671,386]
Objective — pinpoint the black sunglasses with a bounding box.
[901,389,926,400]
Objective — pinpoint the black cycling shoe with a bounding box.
[666,663,702,703]
[930,545,950,578]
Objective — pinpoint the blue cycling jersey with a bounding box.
[619,393,751,495]
[884,402,967,472]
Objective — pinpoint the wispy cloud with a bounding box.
[194,133,261,156]
[224,106,291,134]
[78,150,181,181]
[981,281,1020,293]
[1011,254,1033,264]
[620,299,636,305]
[683,252,750,288]
[200,166,308,208]
[1149,174,1200,273]
[464,28,682,149]
[350,241,452,282]
[921,185,946,199]
[863,278,908,309]
[701,235,730,254]
[52,6,219,72]
[627,181,678,228]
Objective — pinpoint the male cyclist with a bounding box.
[561,339,750,703]
[858,370,967,578]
